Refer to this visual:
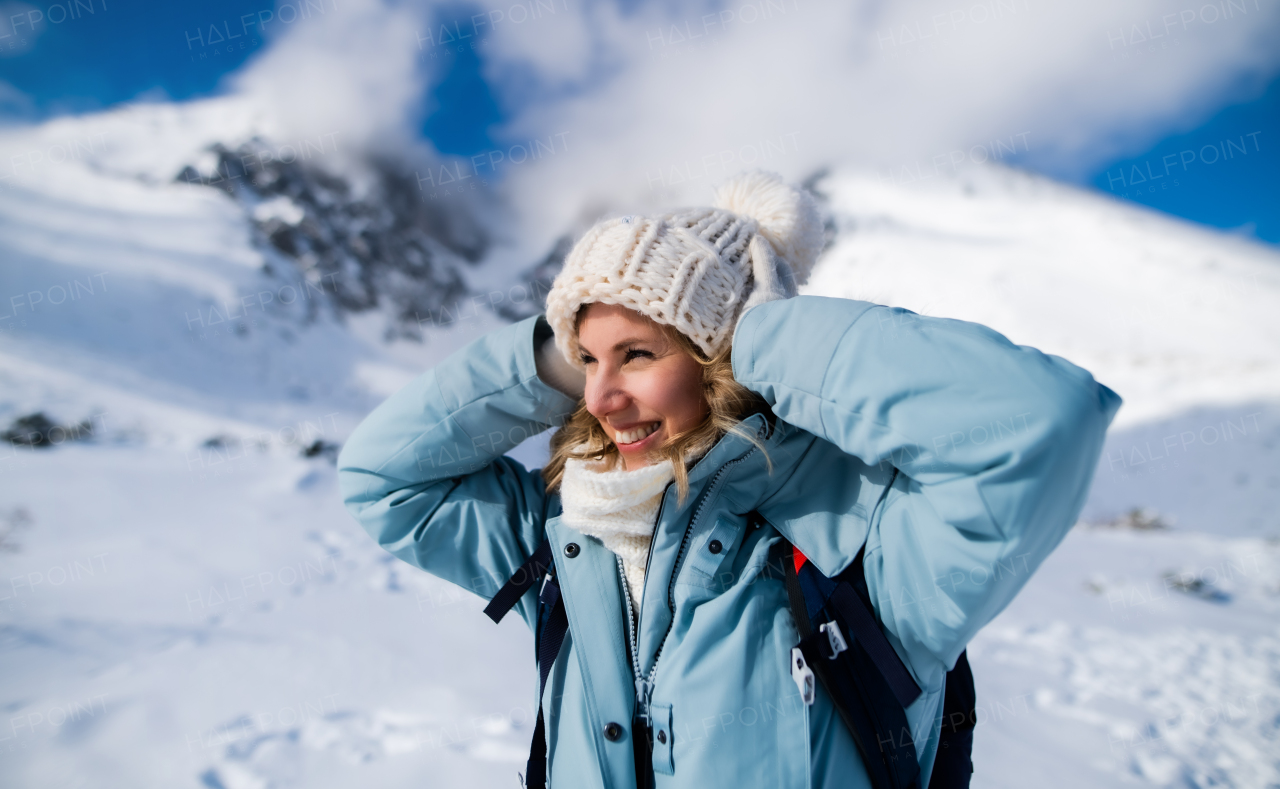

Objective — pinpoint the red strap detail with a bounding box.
[792,545,808,574]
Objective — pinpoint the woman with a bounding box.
[337,171,1121,788]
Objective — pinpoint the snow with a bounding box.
[806,166,1280,428]
[252,197,306,227]
[1,98,1278,787]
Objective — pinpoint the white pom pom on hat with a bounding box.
[711,169,823,287]
[544,169,823,370]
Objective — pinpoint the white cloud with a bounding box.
[475,0,1280,249]
[477,0,602,91]
[228,0,436,161]
[209,0,1279,258]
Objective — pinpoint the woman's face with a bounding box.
[576,303,707,470]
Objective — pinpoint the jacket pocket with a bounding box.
[678,515,744,590]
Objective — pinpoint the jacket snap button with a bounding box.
[564,543,580,558]
[657,729,668,744]
[708,539,723,555]
[603,722,623,741]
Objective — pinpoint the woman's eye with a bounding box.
[579,354,596,365]
[624,349,653,362]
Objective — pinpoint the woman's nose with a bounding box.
[584,366,629,417]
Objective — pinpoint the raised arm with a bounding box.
[338,316,580,627]
[732,296,1121,666]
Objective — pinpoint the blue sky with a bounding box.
[0,1,266,113]
[1088,75,1279,243]
[1,0,1275,243]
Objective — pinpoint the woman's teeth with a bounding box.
[616,422,660,445]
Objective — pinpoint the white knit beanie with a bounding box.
[544,170,823,368]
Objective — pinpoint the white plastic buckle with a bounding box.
[820,621,848,659]
[790,647,815,706]
[538,570,557,605]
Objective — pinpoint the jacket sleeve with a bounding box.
[337,315,580,626]
[732,296,1121,667]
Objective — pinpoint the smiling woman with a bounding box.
[541,300,773,608]
[338,169,1120,789]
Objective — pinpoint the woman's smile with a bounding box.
[613,420,661,447]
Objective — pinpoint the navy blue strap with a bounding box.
[483,539,554,624]
[782,542,813,640]
[524,584,568,789]
[525,712,550,789]
[784,539,923,789]
[795,550,922,707]
[826,571,923,708]
[938,651,975,735]
[537,575,567,694]
[796,629,921,789]
[486,541,567,789]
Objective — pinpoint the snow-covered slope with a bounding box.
[1,101,1277,788]
[807,166,1280,428]
[805,166,1280,537]
[0,97,510,451]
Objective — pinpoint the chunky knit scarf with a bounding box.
[559,454,675,607]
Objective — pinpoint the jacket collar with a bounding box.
[685,412,776,484]
[682,411,803,508]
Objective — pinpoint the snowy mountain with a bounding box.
[0,98,1277,788]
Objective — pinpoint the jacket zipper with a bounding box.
[621,449,757,723]
[620,481,669,723]
[618,554,652,721]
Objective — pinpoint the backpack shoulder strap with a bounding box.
[483,537,567,789]
[774,522,978,789]
[832,546,923,707]
[940,651,975,734]
[525,565,568,789]
[483,538,555,624]
[931,651,976,789]
[774,525,922,789]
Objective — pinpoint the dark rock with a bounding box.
[176,140,493,340]
[301,439,341,463]
[2,412,95,448]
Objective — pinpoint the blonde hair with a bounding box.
[542,319,774,505]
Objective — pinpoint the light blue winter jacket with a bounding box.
[338,296,1121,788]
